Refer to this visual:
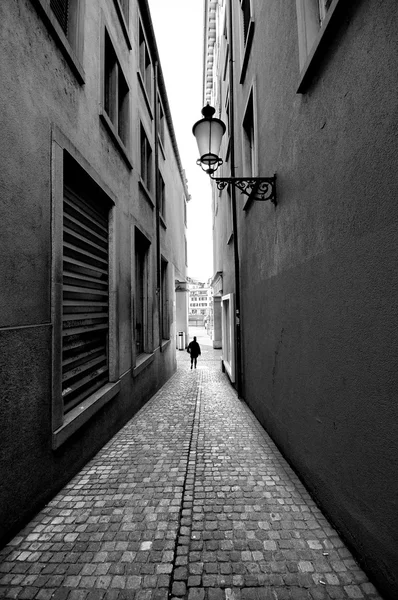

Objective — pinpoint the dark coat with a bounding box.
[188,340,201,359]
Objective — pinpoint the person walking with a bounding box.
[187,336,201,369]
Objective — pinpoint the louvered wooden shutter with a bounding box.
[241,0,251,44]
[62,187,109,413]
[50,0,69,35]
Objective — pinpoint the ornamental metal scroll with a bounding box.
[210,175,277,205]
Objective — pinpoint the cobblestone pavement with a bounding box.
[0,330,384,600]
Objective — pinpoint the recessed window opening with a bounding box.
[242,92,255,176]
[139,23,152,100]
[140,124,152,191]
[104,30,129,145]
[62,158,111,414]
[135,229,150,355]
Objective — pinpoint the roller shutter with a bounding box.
[50,0,69,34]
[62,187,109,413]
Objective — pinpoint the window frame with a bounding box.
[295,0,343,92]
[161,258,170,341]
[140,123,153,195]
[51,127,119,450]
[238,0,255,84]
[100,26,132,168]
[29,0,85,83]
[134,227,152,360]
[158,169,166,224]
[112,0,132,49]
[221,293,236,383]
[138,20,153,114]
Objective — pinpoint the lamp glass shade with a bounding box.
[192,114,226,167]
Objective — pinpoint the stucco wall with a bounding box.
[0,0,186,545]
[212,0,398,596]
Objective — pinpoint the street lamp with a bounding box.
[192,104,277,204]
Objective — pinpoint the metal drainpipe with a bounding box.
[154,61,163,352]
[228,0,243,398]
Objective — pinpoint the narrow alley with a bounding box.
[0,330,383,600]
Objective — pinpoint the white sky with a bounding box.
[147,0,213,283]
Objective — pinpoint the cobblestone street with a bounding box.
[0,330,384,600]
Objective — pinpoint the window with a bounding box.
[158,98,165,147]
[139,22,152,101]
[140,125,152,192]
[61,157,112,415]
[112,0,131,48]
[103,29,129,148]
[50,0,69,33]
[183,195,187,227]
[242,91,255,177]
[239,0,254,83]
[295,0,340,91]
[158,170,165,219]
[135,229,150,355]
[240,0,251,45]
[318,0,333,24]
[222,293,235,383]
[30,0,84,82]
[161,259,169,339]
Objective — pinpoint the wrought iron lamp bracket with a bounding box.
[210,175,277,205]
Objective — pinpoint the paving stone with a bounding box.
[0,343,385,600]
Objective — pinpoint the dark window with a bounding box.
[104,30,129,145]
[62,169,110,414]
[243,92,255,176]
[135,229,150,355]
[158,170,165,218]
[140,125,152,191]
[161,260,169,339]
[241,0,251,44]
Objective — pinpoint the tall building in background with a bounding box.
[203,0,398,597]
[0,0,188,544]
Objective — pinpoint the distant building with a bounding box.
[203,0,398,597]
[187,277,212,327]
[0,0,188,544]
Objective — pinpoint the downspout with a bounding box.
[228,0,243,398]
[154,61,163,352]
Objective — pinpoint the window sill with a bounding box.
[139,179,155,208]
[112,0,132,50]
[239,20,255,85]
[137,71,153,119]
[100,110,133,169]
[52,381,121,449]
[160,214,167,229]
[162,338,171,350]
[30,0,85,84]
[227,231,234,245]
[133,352,155,378]
[297,0,343,93]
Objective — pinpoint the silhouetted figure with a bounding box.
[187,336,201,369]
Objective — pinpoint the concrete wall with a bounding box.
[211,0,398,596]
[0,0,187,545]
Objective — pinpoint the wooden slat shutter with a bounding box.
[62,187,109,413]
[50,0,69,34]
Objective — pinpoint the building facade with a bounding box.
[204,0,398,597]
[0,0,188,545]
[188,279,212,327]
